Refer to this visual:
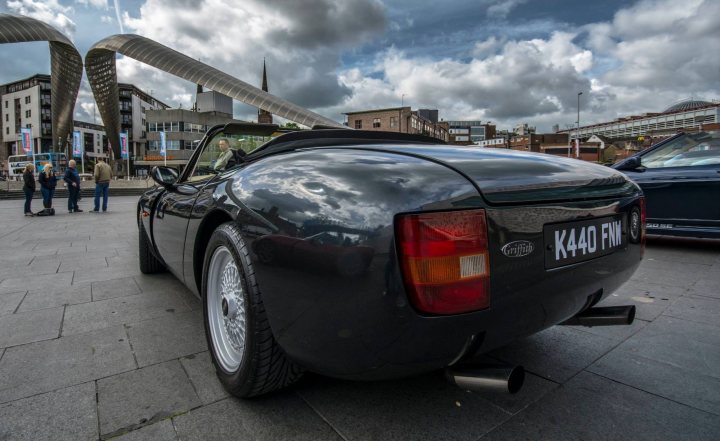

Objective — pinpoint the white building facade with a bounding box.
[560,101,720,139]
[1,75,51,157]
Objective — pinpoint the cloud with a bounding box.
[486,0,527,19]
[112,0,386,120]
[113,0,124,33]
[323,31,592,127]
[76,0,108,8]
[66,0,720,133]
[7,0,77,37]
[586,0,720,91]
[329,0,719,131]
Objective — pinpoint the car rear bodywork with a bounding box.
[139,134,643,381]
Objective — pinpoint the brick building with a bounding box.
[509,133,568,152]
[343,107,449,142]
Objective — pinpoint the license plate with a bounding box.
[544,215,626,269]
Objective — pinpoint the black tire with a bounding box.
[138,223,166,274]
[202,222,303,397]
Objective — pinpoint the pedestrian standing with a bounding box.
[22,163,36,216]
[93,157,112,212]
[39,163,57,213]
[63,159,82,213]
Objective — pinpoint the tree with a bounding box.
[281,122,299,129]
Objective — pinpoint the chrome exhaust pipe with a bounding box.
[561,305,636,327]
[446,364,525,394]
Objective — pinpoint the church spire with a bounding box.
[261,58,268,92]
[258,58,273,124]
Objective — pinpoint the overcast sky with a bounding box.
[1,0,718,131]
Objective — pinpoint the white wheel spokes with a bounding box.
[207,246,247,372]
[221,262,246,352]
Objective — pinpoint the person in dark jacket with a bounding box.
[63,159,82,213]
[39,163,57,211]
[22,163,36,216]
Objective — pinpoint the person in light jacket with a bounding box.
[93,157,112,212]
[38,163,57,211]
[22,163,36,216]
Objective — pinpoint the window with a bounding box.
[354,120,362,129]
[25,110,31,118]
[641,132,720,168]
[5,127,8,135]
[188,132,276,181]
[373,118,381,128]
[390,116,398,128]
[25,96,31,104]
[4,114,7,122]
[4,101,7,108]
[189,134,234,180]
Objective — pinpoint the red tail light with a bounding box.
[395,209,490,315]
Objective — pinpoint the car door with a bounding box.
[152,181,207,281]
[626,132,720,231]
[152,135,228,281]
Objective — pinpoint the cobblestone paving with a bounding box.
[0,196,718,440]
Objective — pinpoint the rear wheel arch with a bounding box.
[194,209,234,294]
[202,221,304,397]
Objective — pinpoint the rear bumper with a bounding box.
[257,195,643,381]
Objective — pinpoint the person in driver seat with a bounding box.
[213,138,234,170]
[213,138,247,171]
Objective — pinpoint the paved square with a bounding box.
[0,196,718,440]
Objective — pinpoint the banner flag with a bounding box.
[20,127,32,153]
[73,131,82,158]
[159,131,166,157]
[120,132,129,159]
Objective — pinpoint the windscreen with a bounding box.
[187,131,283,182]
[642,131,720,168]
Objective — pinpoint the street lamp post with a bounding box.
[576,92,583,158]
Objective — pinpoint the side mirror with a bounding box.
[617,156,641,171]
[150,166,179,187]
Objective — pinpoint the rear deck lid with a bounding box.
[378,145,637,204]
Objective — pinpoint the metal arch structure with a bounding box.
[0,14,83,154]
[85,34,344,159]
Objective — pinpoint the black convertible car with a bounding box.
[138,123,642,397]
[614,130,720,238]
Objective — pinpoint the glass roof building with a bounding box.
[560,99,719,140]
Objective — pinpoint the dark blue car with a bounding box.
[614,131,720,238]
